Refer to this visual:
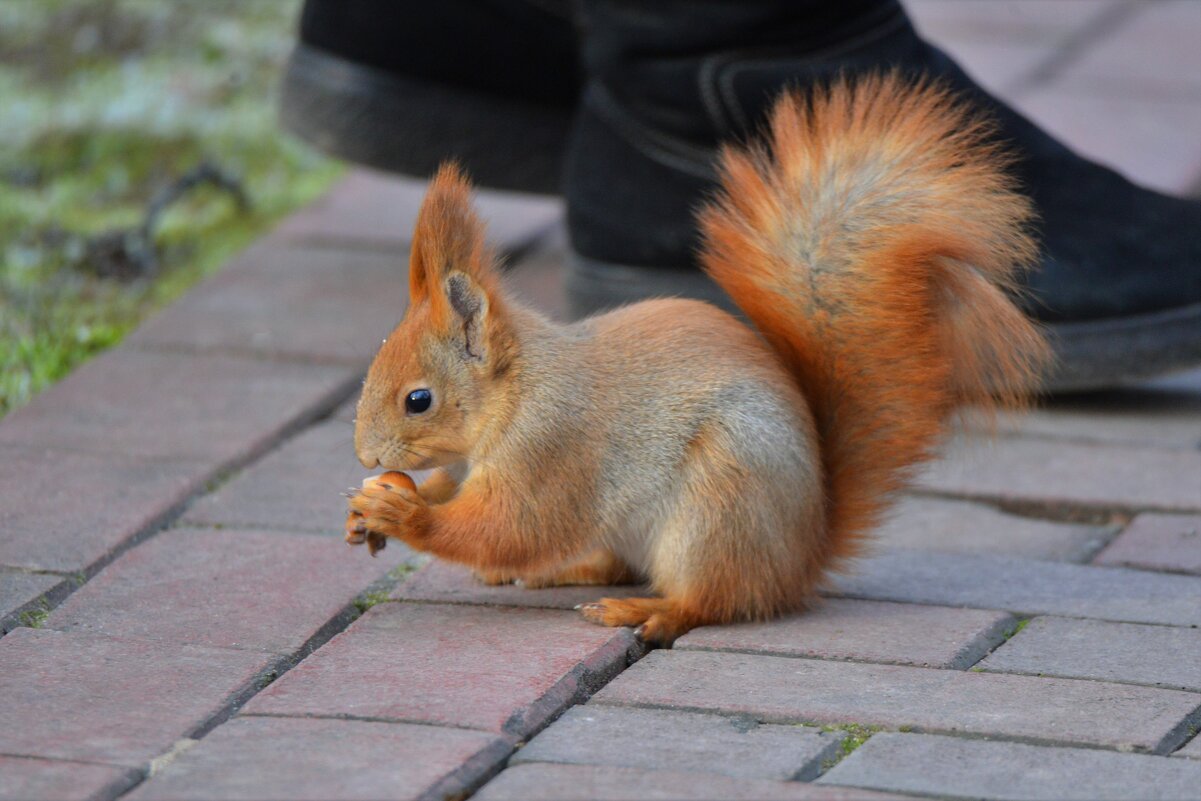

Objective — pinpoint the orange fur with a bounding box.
[698,73,1050,578]
[348,76,1049,645]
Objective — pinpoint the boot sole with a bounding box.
[279,44,571,194]
[567,254,1201,393]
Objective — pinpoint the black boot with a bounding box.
[564,0,1201,391]
[280,0,580,193]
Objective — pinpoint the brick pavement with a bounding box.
[2,2,1199,799]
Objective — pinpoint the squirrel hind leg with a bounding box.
[577,597,702,646]
[523,549,640,589]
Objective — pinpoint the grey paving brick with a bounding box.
[591,650,1201,753]
[1177,734,1201,759]
[906,0,1122,45]
[127,244,408,364]
[181,421,383,534]
[243,603,638,738]
[475,763,905,801]
[980,389,1201,451]
[1093,513,1201,575]
[676,598,1014,669]
[918,436,1201,512]
[0,570,69,635]
[275,170,562,253]
[46,527,401,653]
[820,731,1201,801]
[873,496,1111,561]
[390,560,647,609]
[1007,89,1201,196]
[0,756,139,801]
[1056,1,1201,96]
[0,445,208,574]
[0,628,272,766]
[833,549,1201,627]
[978,616,1201,692]
[513,706,843,782]
[127,716,509,801]
[0,347,356,462]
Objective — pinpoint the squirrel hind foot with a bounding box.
[577,597,701,646]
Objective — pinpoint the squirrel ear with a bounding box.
[408,162,493,307]
[444,271,489,361]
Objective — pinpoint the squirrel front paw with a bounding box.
[344,471,427,555]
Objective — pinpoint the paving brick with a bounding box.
[46,527,400,654]
[0,570,69,635]
[591,650,1201,753]
[276,170,562,253]
[676,599,1013,669]
[1178,734,1201,759]
[0,756,139,801]
[906,0,1123,45]
[833,549,1201,627]
[127,245,407,364]
[182,421,382,533]
[1007,89,1201,195]
[819,731,1201,801]
[513,705,843,781]
[0,348,356,462]
[1093,514,1201,575]
[390,561,647,609]
[243,602,638,737]
[128,716,509,801]
[918,436,1201,513]
[503,229,569,322]
[981,388,1201,450]
[476,763,903,801]
[0,445,207,574]
[978,616,1201,692]
[0,628,272,766]
[1057,1,1201,97]
[874,496,1111,562]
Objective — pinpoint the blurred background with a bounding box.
[0,0,340,417]
[0,0,1198,420]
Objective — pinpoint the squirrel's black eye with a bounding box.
[405,389,432,414]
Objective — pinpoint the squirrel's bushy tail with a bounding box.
[698,73,1050,574]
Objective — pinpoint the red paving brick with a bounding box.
[0,628,272,766]
[675,599,1014,669]
[1093,513,1201,575]
[276,170,562,253]
[0,347,356,462]
[181,421,380,534]
[128,716,509,801]
[390,560,647,609]
[46,527,401,653]
[0,756,138,801]
[127,244,408,365]
[0,444,207,574]
[243,602,638,737]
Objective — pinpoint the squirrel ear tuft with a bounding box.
[408,162,493,305]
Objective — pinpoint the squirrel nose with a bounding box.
[357,449,380,470]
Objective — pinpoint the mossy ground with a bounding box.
[0,0,342,416]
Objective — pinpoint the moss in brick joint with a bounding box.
[815,722,883,771]
[1002,617,1031,640]
[353,590,392,614]
[19,603,50,629]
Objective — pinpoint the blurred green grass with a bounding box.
[0,0,343,417]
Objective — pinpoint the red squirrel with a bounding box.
[345,74,1049,645]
